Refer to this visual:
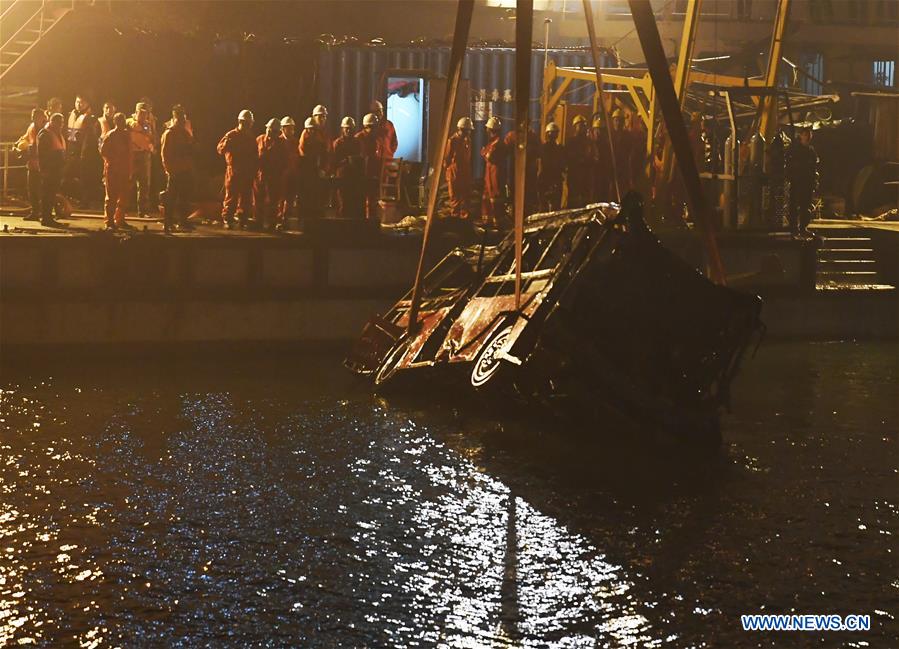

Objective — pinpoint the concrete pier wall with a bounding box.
[1,233,422,346]
[1,230,896,349]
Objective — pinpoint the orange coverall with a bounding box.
[217,127,257,224]
[538,139,565,212]
[377,119,398,161]
[481,133,510,227]
[256,134,288,227]
[443,131,472,219]
[355,129,383,220]
[280,132,301,222]
[100,128,133,226]
[503,129,539,215]
[298,128,329,221]
[332,133,364,219]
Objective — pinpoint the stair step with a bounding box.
[817,282,895,291]
[819,237,872,243]
[816,271,879,277]
[817,259,876,264]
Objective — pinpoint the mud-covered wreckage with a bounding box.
[346,194,764,442]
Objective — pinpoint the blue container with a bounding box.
[316,45,607,177]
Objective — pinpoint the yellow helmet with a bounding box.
[572,115,587,126]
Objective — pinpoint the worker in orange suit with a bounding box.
[371,100,398,162]
[279,116,300,225]
[538,122,565,212]
[255,118,288,231]
[503,125,540,215]
[444,117,473,219]
[298,116,329,225]
[480,116,510,228]
[100,112,134,231]
[564,114,593,208]
[160,104,195,233]
[355,113,383,221]
[332,116,364,219]
[217,109,257,229]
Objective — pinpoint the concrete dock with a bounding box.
[1,210,896,349]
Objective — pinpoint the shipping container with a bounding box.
[316,45,610,177]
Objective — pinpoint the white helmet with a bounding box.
[238,109,254,123]
[340,116,356,129]
[312,104,328,117]
[362,113,377,127]
[265,118,281,129]
[545,122,559,133]
[280,116,296,127]
[457,117,473,130]
[304,117,315,129]
[485,116,501,131]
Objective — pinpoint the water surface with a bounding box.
[0,342,896,647]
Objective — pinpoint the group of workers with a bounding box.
[17,95,189,231]
[16,95,399,232]
[446,108,645,229]
[216,101,397,230]
[17,93,817,237]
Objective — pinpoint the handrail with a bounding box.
[0,0,24,23]
[0,4,43,51]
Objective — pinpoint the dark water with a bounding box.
[0,342,896,648]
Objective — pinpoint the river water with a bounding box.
[0,341,896,648]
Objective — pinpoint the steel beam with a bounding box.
[513,0,533,308]
[758,0,791,139]
[407,0,475,333]
[627,0,726,285]
[582,0,620,202]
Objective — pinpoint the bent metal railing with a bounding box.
[0,141,28,201]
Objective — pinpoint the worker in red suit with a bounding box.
[564,115,593,208]
[503,125,540,215]
[99,112,134,231]
[538,122,565,212]
[480,116,510,228]
[311,105,330,145]
[298,116,329,225]
[355,113,383,221]
[254,118,287,231]
[371,100,398,162]
[160,104,195,233]
[444,117,473,219]
[217,109,257,229]
[279,116,300,226]
[332,116,364,219]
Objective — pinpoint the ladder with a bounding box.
[816,233,892,290]
[379,157,404,203]
[1,0,74,82]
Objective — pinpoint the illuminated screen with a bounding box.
[386,76,424,162]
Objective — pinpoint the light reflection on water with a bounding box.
[0,341,897,647]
